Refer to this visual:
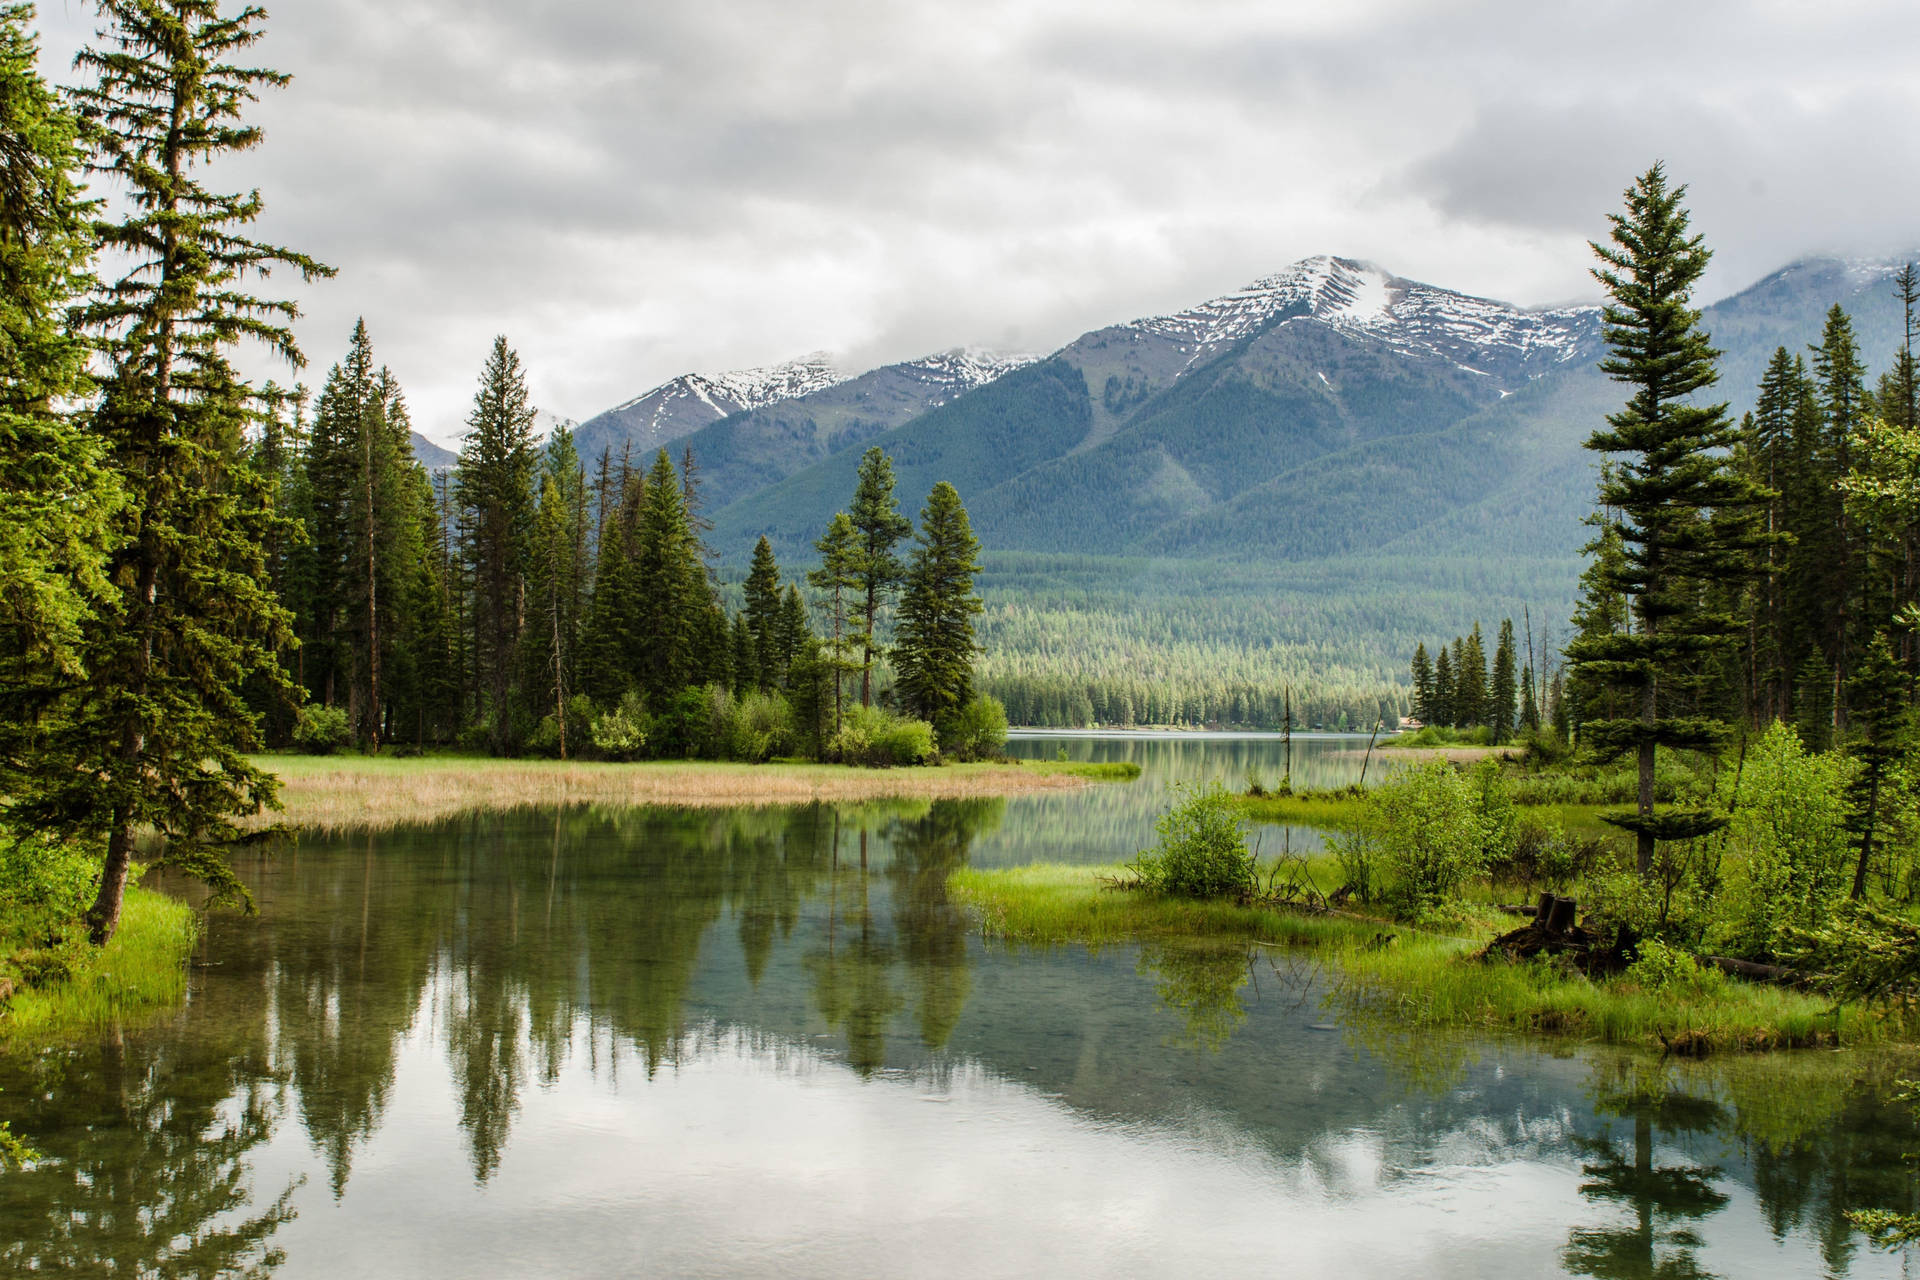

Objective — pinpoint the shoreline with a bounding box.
[255,754,1097,833]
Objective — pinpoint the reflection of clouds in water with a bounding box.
[281,1023,1591,1279]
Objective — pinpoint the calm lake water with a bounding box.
[2,733,1915,1277]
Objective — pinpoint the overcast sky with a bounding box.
[30,0,1920,443]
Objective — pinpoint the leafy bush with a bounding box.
[1128,781,1255,900]
[527,694,597,758]
[828,704,936,767]
[1326,824,1381,901]
[1368,761,1490,915]
[702,686,794,762]
[1713,723,1854,959]
[0,830,96,949]
[941,695,1008,762]
[589,691,650,761]
[292,703,351,755]
[1623,938,1724,995]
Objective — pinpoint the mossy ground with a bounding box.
[948,863,1890,1055]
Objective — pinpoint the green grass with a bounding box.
[948,863,1892,1055]
[1,888,198,1039]
[1385,726,1495,749]
[1233,791,1369,829]
[1018,759,1143,781]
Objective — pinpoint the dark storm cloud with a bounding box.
[28,0,1920,439]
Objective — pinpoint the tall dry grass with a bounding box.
[255,755,1088,833]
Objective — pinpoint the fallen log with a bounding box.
[1702,955,1804,985]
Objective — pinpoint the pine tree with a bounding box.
[1432,644,1455,729]
[1456,625,1487,728]
[1845,633,1910,899]
[527,426,588,755]
[1569,163,1766,877]
[807,510,862,738]
[848,447,913,707]
[630,449,708,703]
[1409,642,1434,724]
[41,0,331,942]
[775,584,810,688]
[1812,304,1869,722]
[743,535,782,691]
[0,4,121,772]
[1490,618,1518,741]
[455,337,538,754]
[894,482,983,729]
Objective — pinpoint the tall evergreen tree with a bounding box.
[454,337,537,754]
[894,482,983,729]
[1490,618,1518,741]
[1811,304,1869,722]
[1409,642,1434,724]
[743,535,782,691]
[808,510,862,738]
[848,446,912,707]
[1456,625,1487,728]
[527,426,588,754]
[38,0,331,942]
[1569,163,1765,878]
[1845,633,1910,899]
[630,448,708,703]
[0,4,121,774]
[1431,644,1455,729]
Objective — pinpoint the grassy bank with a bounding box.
[1,888,197,1039]
[257,753,1097,832]
[1018,759,1143,782]
[1233,789,1616,840]
[949,864,1886,1055]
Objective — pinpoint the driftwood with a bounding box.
[1489,903,1809,986]
[1701,955,1804,985]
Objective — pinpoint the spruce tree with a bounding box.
[0,3,121,770]
[527,426,588,754]
[1456,625,1487,728]
[454,337,538,754]
[775,584,810,688]
[1490,619,1517,741]
[43,0,331,942]
[743,535,782,691]
[1432,644,1455,729]
[1812,304,1869,720]
[631,448,707,702]
[1409,642,1434,724]
[894,482,983,730]
[848,446,912,707]
[1569,163,1766,877]
[1845,633,1910,899]
[807,510,862,738]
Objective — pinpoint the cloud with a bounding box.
[27,0,1920,441]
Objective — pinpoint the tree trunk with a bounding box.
[85,807,136,946]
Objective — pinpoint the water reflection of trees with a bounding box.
[0,1022,298,1276]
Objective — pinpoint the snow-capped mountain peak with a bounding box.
[1129,255,1601,375]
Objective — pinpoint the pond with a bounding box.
[2,734,1914,1277]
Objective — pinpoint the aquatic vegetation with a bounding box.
[950,862,1892,1055]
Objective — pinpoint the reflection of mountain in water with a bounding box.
[0,794,1913,1276]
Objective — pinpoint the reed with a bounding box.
[256,754,1091,833]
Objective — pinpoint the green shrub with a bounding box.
[1624,938,1725,995]
[1129,781,1256,900]
[527,694,597,758]
[589,691,650,761]
[828,704,936,766]
[1369,761,1489,915]
[0,830,96,949]
[1326,824,1381,901]
[941,695,1008,762]
[1713,723,1854,960]
[292,703,351,755]
[703,686,794,762]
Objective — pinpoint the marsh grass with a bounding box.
[1019,760,1143,781]
[949,863,1893,1054]
[257,754,1090,833]
[2,888,196,1038]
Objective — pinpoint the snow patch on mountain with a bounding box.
[1129,255,1600,375]
[899,347,1041,395]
